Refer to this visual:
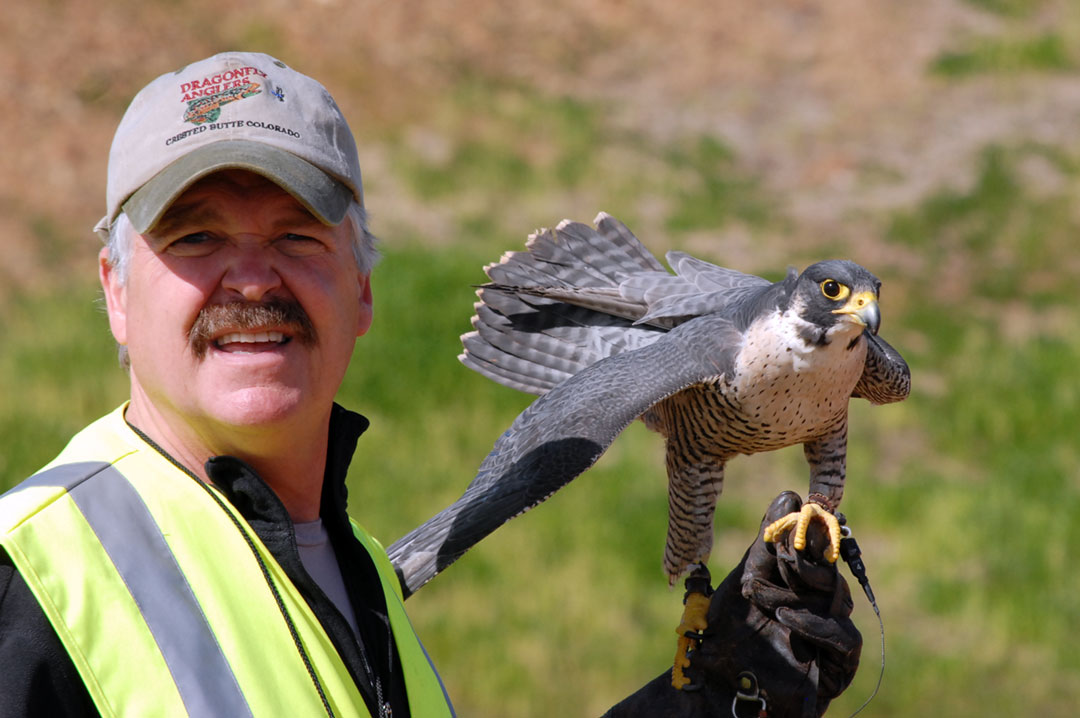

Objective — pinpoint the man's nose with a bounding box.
[221,244,282,301]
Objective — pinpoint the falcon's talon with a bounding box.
[671,590,711,690]
[763,501,842,563]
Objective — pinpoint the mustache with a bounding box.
[189,299,317,359]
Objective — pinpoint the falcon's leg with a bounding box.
[661,447,726,583]
[764,418,848,562]
[660,438,725,689]
[672,564,712,690]
[803,416,848,508]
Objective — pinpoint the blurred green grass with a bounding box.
[3,76,1079,717]
[931,33,1073,76]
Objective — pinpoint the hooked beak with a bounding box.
[834,291,880,335]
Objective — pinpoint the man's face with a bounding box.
[100,170,373,445]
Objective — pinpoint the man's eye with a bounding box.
[166,233,219,255]
[278,233,325,256]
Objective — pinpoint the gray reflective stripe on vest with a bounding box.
[23,462,254,718]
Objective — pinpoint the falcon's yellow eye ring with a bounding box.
[820,279,850,301]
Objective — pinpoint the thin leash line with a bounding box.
[846,600,884,718]
[838,521,884,718]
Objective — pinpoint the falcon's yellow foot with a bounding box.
[671,589,711,690]
[763,499,842,563]
[672,591,709,689]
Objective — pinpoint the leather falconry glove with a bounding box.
[603,491,863,718]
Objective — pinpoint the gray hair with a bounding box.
[104,199,379,368]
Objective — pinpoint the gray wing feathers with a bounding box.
[630,252,772,326]
[666,251,770,293]
[460,212,767,396]
[853,332,912,405]
[461,214,675,393]
[496,214,661,288]
[595,212,668,272]
[390,319,736,597]
[460,289,666,395]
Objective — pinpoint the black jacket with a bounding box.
[0,404,410,718]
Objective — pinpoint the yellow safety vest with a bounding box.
[0,406,454,718]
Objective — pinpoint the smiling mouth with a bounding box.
[214,330,290,353]
[190,300,316,359]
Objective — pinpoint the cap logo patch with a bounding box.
[179,65,268,125]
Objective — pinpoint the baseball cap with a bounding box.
[95,51,362,237]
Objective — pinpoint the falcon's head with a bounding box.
[791,260,882,343]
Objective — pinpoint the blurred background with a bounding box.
[2,0,1079,714]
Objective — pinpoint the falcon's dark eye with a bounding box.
[820,279,849,301]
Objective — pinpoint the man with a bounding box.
[0,51,454,718]
[0,51,861,717]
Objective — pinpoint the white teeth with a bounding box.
[216,331,285,345]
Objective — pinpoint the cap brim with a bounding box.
[121,140,355,233]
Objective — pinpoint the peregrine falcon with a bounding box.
[388,213,909,682]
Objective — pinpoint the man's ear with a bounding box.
[99,246,128,346]
[356,273,374,337]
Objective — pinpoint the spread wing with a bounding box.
[460,288,665,395]
[388,314,745,597]
[459,212,769,395]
